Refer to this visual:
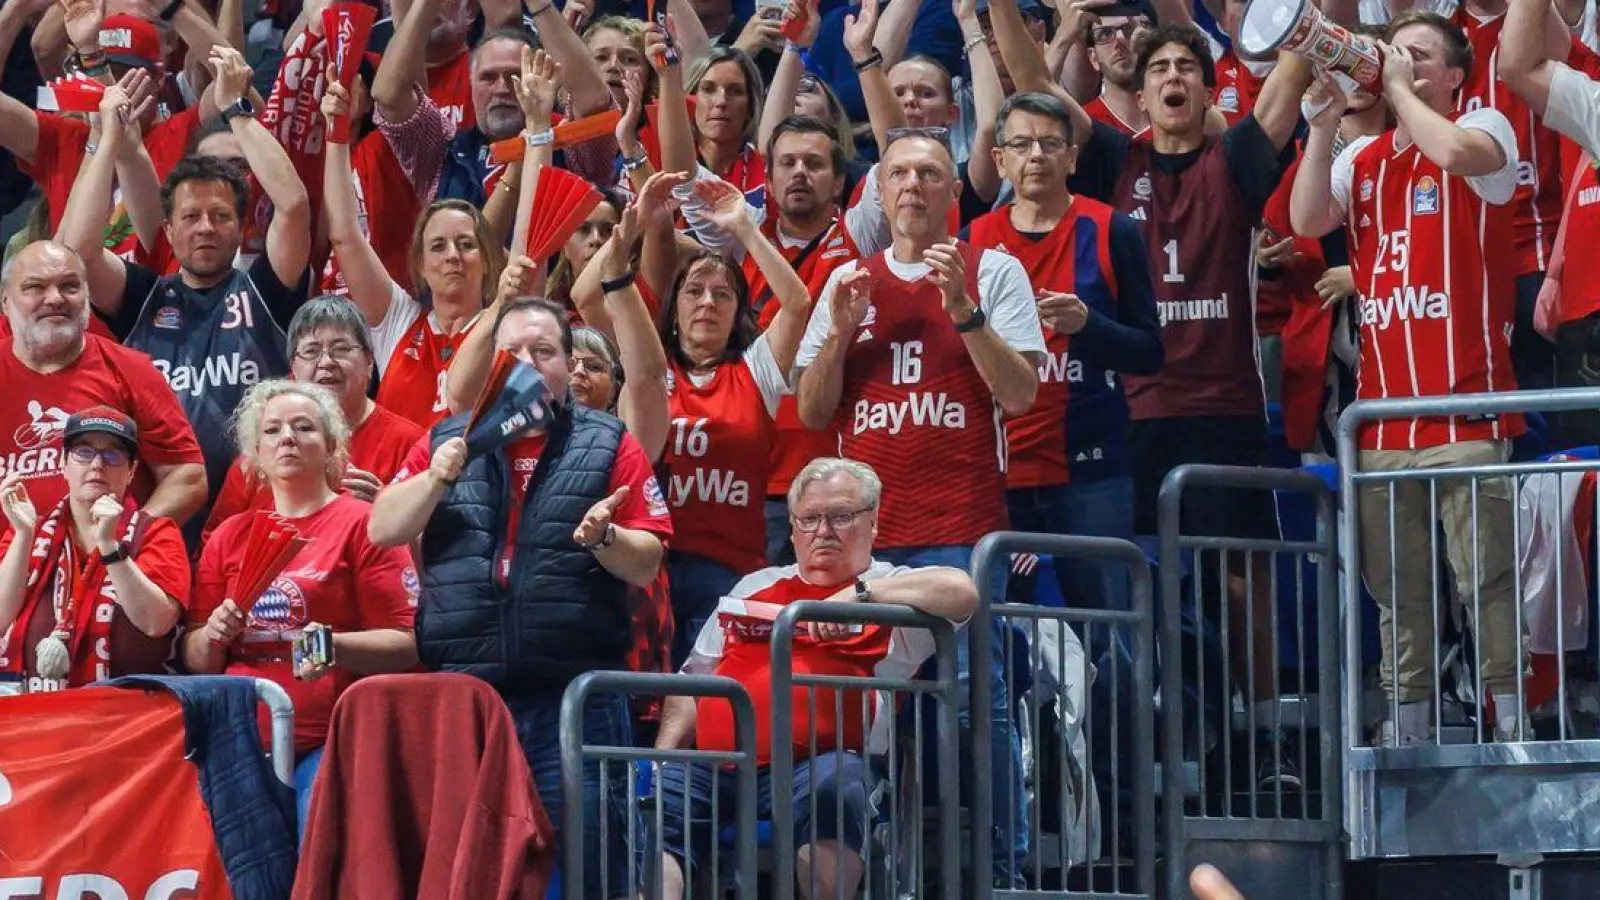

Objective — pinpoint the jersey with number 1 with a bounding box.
[1340,115,1521,450]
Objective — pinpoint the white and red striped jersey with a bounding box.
[1333,109,1524,450]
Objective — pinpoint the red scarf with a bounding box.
[0,500,146,689]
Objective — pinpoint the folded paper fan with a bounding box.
[464,357,556,458]
[525,166,602,263]
[321,2,378,144]
[466,349,520,435]
[231,511,309,614]
[39,73,106,113]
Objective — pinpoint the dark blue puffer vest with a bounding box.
[416,403,630,693]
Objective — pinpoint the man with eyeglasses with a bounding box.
[654,457,978,900]
[201,295,424,543]
[1079,2,1159,136]
[0,241,207,543]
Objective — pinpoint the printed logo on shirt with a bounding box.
[1516,161,1536,187]
[152,353,263,397]
[1359,214,1371,228]
[822,248,854,261]
[1412,176,1439,215]
[664,369,676,393]
[1360,179,1374,202]
[1358,284,1449,329]
[1038,350,1082,385]
[401,566,421,607]
[1580,185,1600,207]
[859,305,877,328]
[10,402,69,451]
[643,474,669,517]
[250,576,309,633]
[1129,207,1147,221]
[1134,175,1153,200]
[1157,293,1231,325]
[153,306,182,329]
[857,328,874,343]
[852,393,967,436]
[1217,86,1239,113]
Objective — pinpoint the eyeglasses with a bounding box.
[792,506,874,533]
[886,125,952,147]
[1090,22,1138,44]
[293,342,364,363]
[797,74,821,93]
[1001,135,1072,155]
[68,444,130,467]
[573,357,612,375]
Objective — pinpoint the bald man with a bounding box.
[0,241,205,533]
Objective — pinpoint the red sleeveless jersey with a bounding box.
[1452,8,1565,275]
[840,244,1008,547]
[1556,159,1600,326]
[1345,127,1523,450]
[375,313,478,428]
[968,198,1117,489]
[663,357,775,573]
[750,217,859,497]
[1114,138,1266,419]
[1084,95,1147,137]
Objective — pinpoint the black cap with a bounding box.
[63,406,139,455]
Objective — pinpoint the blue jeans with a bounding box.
[294,745,325,846]
[1006,478,1140,833]
[667,553,742,669]
[505,690,633,900]
[877,544,1028,888]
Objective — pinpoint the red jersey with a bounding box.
[394,427,674,584]
[201,402,425,544]
[687,560,932,765]
[1452,8,1565,274]
[1555,158,1600,325]
[22,109,200,263]
[428,52,474,133]
[968,198,1117,489]
[1212,50,1267,127]
[663,346,782,574]
[1339,114,1522,450]
[0,337,202,529]
[320,131,418,296]
[374,305,479,428]
[192,495,419,752]
[1084,95,1148,137]
[749,217,858,497]
[819,245,1019,548]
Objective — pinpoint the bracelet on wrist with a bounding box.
[523,128,555,147]
[84,140,99,155]
[529,1,553,15]
[785,40,810,54]
[851,47,883,73]
[599,271,636,294]
[158,0,183,21]
[962,33,985,53]
[621,151,650,172]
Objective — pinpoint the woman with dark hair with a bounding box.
[653,178,813,665]
[322,79,507,428]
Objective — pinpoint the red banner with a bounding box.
[0,688,230,898]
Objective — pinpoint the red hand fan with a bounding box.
[320,2,378,144]
[231,511,310,614]
[467,349,520,434]
[525,166,602,263]
[41,74,106,113]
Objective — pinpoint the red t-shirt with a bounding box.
[201,402,424,544]
[1084,95,1147,138]
[0,337,203,535]
[0,516,190,690]
[21,109,201,263]
[395,428,674,583]
[1211,50,1266,127]
[191,495,419,752]
[429,52,474,134]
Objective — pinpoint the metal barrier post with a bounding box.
[970,532,1157,900]
[1158,465,1343,900]
[255,678,295,788]
[561,671,760,900]
[769,599,963,900]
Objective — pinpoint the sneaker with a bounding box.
[1256,741,1303,791]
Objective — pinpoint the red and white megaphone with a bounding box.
[1236,0,1383,93]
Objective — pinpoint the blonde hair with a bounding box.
[231,380,351,482]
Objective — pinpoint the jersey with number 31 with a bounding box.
[1335,110,1522,450]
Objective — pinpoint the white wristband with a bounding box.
[523,129,555,147]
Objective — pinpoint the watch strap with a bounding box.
[159,0,184,21]
[100,542,130,565]
[954,305,987,333]
[854,578,870,602]
[599,271,637,294]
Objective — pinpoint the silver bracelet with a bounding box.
[785,40,809,55]
[523,128,555,147]
[962,33,985,53]
[84,140,99,156]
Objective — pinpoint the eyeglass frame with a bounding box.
[1089,21,1140,45]
[66,443,132,468]
[292,340,367,363]
[790,505,877,534]
[999,134,1074,155]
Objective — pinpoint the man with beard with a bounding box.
[1079,1,1156,135]
[993,0,1315,786]
[0,241,206,536]
[60,50,310,545]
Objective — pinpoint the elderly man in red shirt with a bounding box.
[652,457,977,900]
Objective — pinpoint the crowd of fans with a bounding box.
[1,0,1596,887]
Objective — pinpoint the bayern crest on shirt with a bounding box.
[250,576,309,633]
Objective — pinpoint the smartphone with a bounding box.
[293,625,334,678]
[654,11,681,66]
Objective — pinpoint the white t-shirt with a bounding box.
[682,332,790,419]
[1544,61,1600,155]
[1329,106,1521,214]
[794,247,1048,370]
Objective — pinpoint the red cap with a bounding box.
[99,14,161,69]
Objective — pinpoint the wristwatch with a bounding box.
[584,522,617,550]
[100,542,130,565]
[953,305,987,334]
[220,96,256,126]
[854,578,871,603]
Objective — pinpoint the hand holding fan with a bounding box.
[39,73,106,113]
[231,511,310,614]
[464,355,556,457]
[320,2,378,143]
[524,166,603,263]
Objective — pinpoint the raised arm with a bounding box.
[0,0,46,163]
[370,438,466,547]
[321,80,400,327]
[1251,52,1314,151]
[991,0,1091,138]
[696,178,814,371]
[845,0,905,155]
[797,269,870,428]
[372,0,439,122]
[1289,75,1350,237]
[526,0,613,116]
[599,176,676,461]
[509,46,559,258]
[173,0,245,111]
[648,22,698,178]
[1501,0,1563,113]
[666,0,715,75]
[446,255,537,414]
[56,78,135,314]
[873,0,920,66]
[957,0,1005,203]
[759,0,822,151]
[209,47,311,290]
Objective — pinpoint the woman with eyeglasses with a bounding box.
[0,408,189,693]
[322,79,508,429]
[201,296,426,543]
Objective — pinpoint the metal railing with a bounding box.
[256,677,295,787]
[561,670,761,900]
[971,532,1157,900]
[1157,465,1342,900]
[768,598,964,900]
[1337,390,1600,861]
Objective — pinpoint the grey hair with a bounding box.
[231,379,351,477]
[286,294,376,359]
[572,325,619,370]
[994,91,1078,146]
[786,457,883,510]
